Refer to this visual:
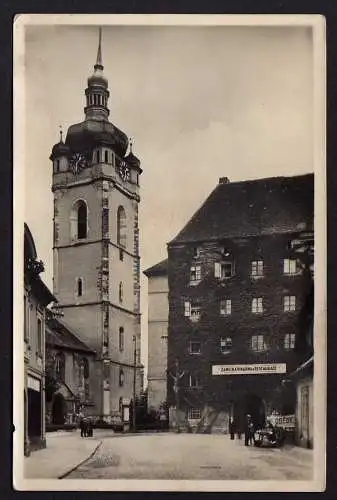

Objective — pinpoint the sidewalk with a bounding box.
[24,430,102,479]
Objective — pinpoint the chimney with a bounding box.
[219,177,230,185]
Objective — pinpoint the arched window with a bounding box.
[117,206,127,248]
[96,149,100,164]
[77,201,87,239]
[119,396,123,415]
[70,200,88,241]
[77,278,83,297]
[55,352,65,380]
[82,358,89,379]
[119,327,124,351]
[119,368,124,387]
[119,282,124,303]
[104,150,109,163]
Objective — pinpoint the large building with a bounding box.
[50,30,143,420]
[167,174,314,433]
[24,224,55,455]
[144,259,169,411]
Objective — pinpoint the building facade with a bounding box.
[167,174,314,433]
[24,224,55,455]
[144,259,169,411]
[45,312,96,425]
[50,30,143,420]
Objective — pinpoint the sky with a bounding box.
[23,22,314,372]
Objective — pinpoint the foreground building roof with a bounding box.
[143,259,168,277]
[46,315,95,354]
[169,174,314,245]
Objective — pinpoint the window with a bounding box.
[56,159,60,173]
[220,299,231,316]
[77,278,83,297]
[104,150,109,163]
[189,340,201,354]
[189,374,201,388]
[37,317,42,354]
[119,368,124,387]
[192,247,201,259]
[96,149,100,164]
[119,249,124,261]
[184,301,201,321]
[284,295,296,312]
[220,337,232,353]
[188,408,201,420]
[284,333,296,350]
[190,264,201,283]
[251,260,264,277]
[77,200,87,240]
[284,259,297,275]
[55,352,65,380]
[251,335,267,352]
[117,206,127,248]
[214,261,234,279]
[119,327,124,351]
[119,282,124,303]
[252,297,263,314]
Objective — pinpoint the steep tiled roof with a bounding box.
[46,317,95,354]
[143,259,168,277]
[170,174,314,245]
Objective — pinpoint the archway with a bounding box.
[52,393,66,425]
[234,394,265,430]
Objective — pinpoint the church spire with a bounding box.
[95,27,103,70]
[84,27,110,120]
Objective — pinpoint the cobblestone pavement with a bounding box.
[66,433,313,480]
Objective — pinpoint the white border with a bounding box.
[13,13,326,492]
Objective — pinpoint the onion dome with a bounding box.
[125,139,142,172]
[65,119,129,158]
[49,128,70,160]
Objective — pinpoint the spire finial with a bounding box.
[59,125,63,143]
[95,27,103,70]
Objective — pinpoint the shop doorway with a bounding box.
[234,394,265,430]
[27,388,42,438]
[52,393,66,425]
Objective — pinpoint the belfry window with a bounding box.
[96,150,100,164]
[117,206,127,248]
[77,201,87,239]
[70,200,88,240]
[104,150,109,163]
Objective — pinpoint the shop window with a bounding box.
[188,408,201,420]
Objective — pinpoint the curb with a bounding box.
[58,440,103,479]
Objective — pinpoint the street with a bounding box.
[66,432,313,480]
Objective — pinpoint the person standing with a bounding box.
[229,417,236,440]
[244,414,254,446]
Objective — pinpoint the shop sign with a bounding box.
[27,375,41,392]
[212,363,287,376]
[269,414,296,429]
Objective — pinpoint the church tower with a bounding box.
[50,29,142,419]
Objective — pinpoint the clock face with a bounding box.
[69,152,88,175]
[118,161,130,182]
